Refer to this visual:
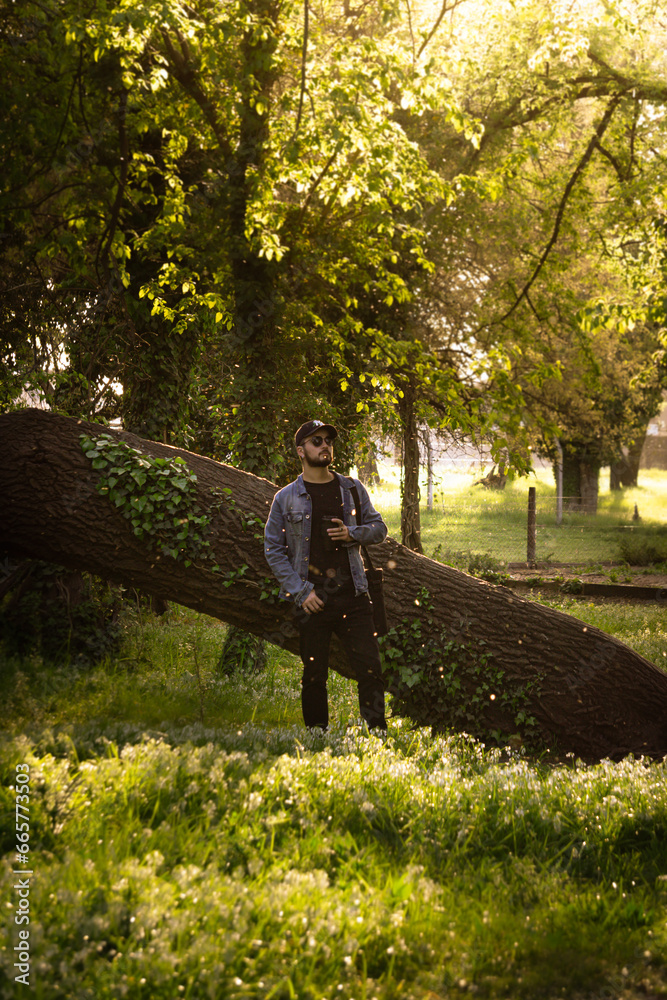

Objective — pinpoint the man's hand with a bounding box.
[327,518,351,543]
[302,590,325,614]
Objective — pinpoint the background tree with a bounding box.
[393,0,667,509]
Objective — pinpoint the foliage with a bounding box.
[409,0,667,485]
[0,0,477,474]
[0,562,121,666]
[618,528,667,567]
[380,589,539,744]
[80,433,215,568]
[216,628,267,677]
[4,0,667,504]
[464,552,510,584]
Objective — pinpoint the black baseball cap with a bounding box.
[294,419,338,448]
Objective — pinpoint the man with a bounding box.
[264,420,388,732]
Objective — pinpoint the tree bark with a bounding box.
[610,430,648,490]
[3,409,667,761]
[356,446,380,487]
[399,378,423,553]
[579,459,600,514]
[559,447,600,514]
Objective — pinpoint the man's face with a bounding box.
[300,432,334,468]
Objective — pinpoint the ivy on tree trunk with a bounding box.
[4,409,667,762]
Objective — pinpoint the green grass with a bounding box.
[2,598,667,999]
[375,465,667,566]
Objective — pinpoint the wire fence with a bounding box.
[380,492,665,568]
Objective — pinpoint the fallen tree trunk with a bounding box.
[2,409,667,761]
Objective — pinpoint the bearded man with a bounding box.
[264,420,388,732]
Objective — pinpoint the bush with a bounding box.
[617,529,667,567]
[0,561,121,666]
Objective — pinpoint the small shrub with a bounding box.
[618,532,667,567]
[216,626,267,676]
[432,548,509,582]
[466,551,510,583]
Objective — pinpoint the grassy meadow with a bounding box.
[2,467,667,1000]
[2,593,667,1000]
[377,465,667,568]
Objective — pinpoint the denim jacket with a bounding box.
[264,472,387,605]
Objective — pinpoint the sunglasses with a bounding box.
[307,435,334,447]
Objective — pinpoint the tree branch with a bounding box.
[296,144,343,221]
[159,29,233,161]
[592,138,626,182]
[496,95,623,325]
[97,89,129,280]
[417,0,469,60]
[294,0,309,136]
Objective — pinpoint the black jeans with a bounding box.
[296,582,387,731]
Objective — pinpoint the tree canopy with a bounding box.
[2,0,667,495]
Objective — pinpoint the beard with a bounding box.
[304,451,332,468]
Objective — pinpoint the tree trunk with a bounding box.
[425,429,433,512]
[3,409,667,761]
[558,447,600,514]
[610,430,647,490]
[356,446,380,487]
[217,0,282,672]
[399,379,423,553]
[609,460,624,491]
[579,459,600,514]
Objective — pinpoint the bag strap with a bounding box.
[349,481,376,572]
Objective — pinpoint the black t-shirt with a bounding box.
[304,476,351,586]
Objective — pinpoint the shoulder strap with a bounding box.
[349,480,376,571]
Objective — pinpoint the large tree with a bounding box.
[394,0,667,504]
[4,0,667,530]
[3,409,667,761]
[0,0,470,462]
[1,0,476,668]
